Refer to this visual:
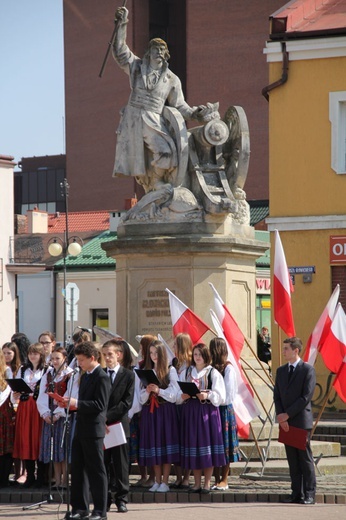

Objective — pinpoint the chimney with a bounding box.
[14,214,27,234]
[124,194,138,210]
[27,208,48,233]
[109,211,127,231]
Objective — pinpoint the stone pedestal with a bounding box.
[102,219,274,423]
[103,220,268,350]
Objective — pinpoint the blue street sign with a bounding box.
[288,266,315,275]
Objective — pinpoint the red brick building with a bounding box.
[63,0,283,212]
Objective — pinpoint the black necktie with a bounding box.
[108,369,115,383]
[288,365,294,381]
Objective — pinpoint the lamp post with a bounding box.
[48,179,83,346]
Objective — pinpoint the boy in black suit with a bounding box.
[102,340,135,513]
[274,336,316,505]
[63,341,111,520]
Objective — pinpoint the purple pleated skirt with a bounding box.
[139,399,180,466]
[180,399,226,470]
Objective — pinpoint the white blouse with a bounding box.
[177,364,226,406]
[139,366,179,405]
[128,371,142,419]
[36,365,73,418]
[0,367,12,407]
[222,364,238,406]
[173,360,189,378]
[15,365,45,392]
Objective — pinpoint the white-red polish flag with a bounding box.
[303,284,340,365]
[333,354,346,403]
[166,288,210,345]
[320,303,346,374]
[273,230,296,337]
[209,282,244,360]
[210,309,260,439]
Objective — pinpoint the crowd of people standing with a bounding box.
[0,329,241,519]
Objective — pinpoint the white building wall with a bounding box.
[0,156,16,345]
[55,270,117,344]
[17,271,55,343]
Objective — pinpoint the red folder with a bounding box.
[48,392,66,405]
[278,424,308,450]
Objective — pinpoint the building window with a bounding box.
[329,91,346,174]
[256,295,271,332]
[331,266,346,310]
[92,308,109,341]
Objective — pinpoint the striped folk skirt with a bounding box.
[180,399,226,470]
[39,415,66,463]
[139,398,180,466]
[219,404,241,463]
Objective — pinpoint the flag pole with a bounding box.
[311,373,335,437]
[211,326,274,387]
[278,325,282,366]
[243,336,274,385]
[240,356,273,389]
[240,357,272,421]
[249,423,264,464]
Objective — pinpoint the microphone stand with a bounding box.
[23,370,60,510]
[62,369,78,520]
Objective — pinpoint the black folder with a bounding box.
[6,378,32,394]
[134,369,160,387]
[178,381,200,397]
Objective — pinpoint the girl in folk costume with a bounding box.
[130,334,156,488]
[38,330,56,365]
[138,340,180,492]
[2,342,21,377]
[178,343,226,493]
[172,333,192,378]
[209,337,241,490]
[0,349,15,487]
[36,347,73,488]
[12,342,47,487]
[2,342,22,482]
[171,333,193,489]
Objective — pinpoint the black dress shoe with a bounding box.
[22,477,36,488]
[117,503,128,513]
[281,495,302,504]
[66,511,90,520]
[89,514,107,520]
[303,497,315,505]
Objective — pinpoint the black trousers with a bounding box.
[285,437,316,499]
[104,439,130,505]
[71,436,108,516]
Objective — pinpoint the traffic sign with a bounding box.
[65,282,80,303]
[65,282,79,322]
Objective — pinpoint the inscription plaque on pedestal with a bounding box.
[138,281,175,338]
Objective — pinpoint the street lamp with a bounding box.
[48,179,83,346]
[48,237,83,258]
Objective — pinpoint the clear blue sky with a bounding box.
[0,0,64,165]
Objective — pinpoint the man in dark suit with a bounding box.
[63,341,111,520]
[102,340,135,513]
[274,336,316,505]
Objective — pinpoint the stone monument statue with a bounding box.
[112,6,250,227]
[103,7,270,422]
